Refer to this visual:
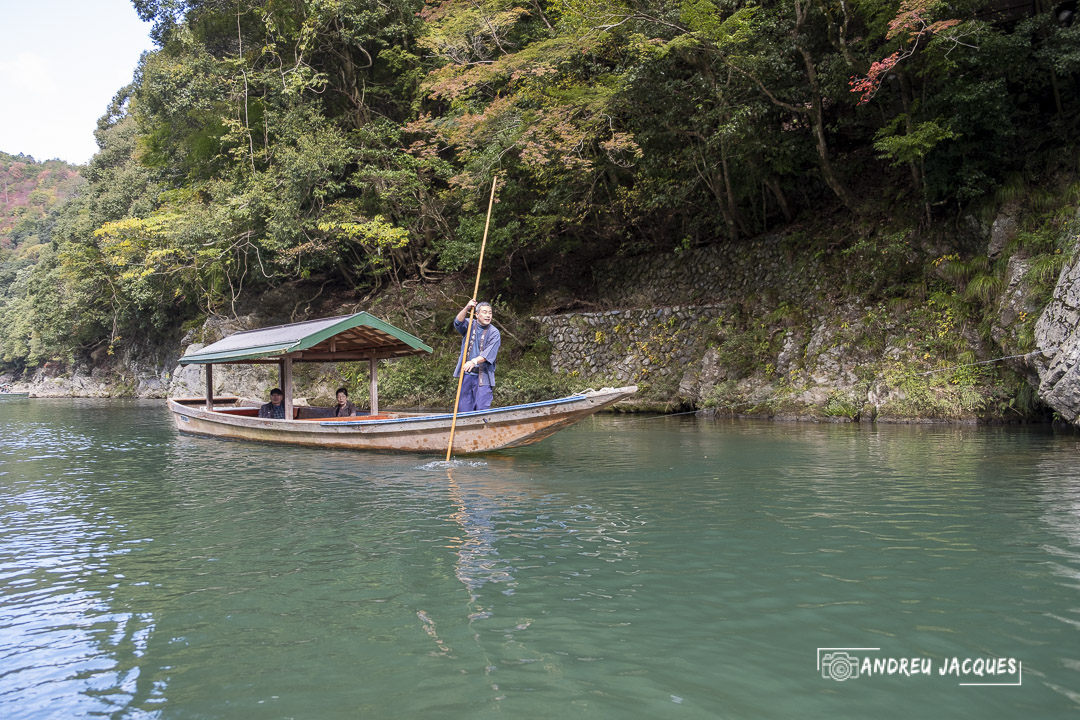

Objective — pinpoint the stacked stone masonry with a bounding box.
[535,234,823,390]
[592,233,822,308]
[533,306,727,386]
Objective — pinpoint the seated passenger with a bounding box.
[334,387,356,417]
[259,388,287,419]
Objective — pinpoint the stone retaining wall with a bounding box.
[533,305,726,387]
[592,233,823,308]
[535,235,825,396]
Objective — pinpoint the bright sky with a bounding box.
[0,0,155,165]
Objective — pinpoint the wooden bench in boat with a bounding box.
[172,395,243,406]
[211,406,393,421]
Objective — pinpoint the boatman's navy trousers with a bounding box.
[457,373,492,413]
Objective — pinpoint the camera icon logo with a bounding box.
[821,651,860,681]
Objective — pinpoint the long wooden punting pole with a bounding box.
[446,176,498,461]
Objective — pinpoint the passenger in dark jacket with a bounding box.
[259,388,287,419]
[334,388,356,417]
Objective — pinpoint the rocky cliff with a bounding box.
[533,207,1078,422]
[1034,214,1080,421]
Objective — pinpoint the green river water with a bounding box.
[1,398,1079,718]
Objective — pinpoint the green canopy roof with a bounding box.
[179,311,432,365]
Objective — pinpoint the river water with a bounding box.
[1,398,1080,718]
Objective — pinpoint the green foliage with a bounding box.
[495,352,578,406]
[3,0,1080,378]
[880,363,989,419]
[701,379,758,415]
[353,354,455,408]
[823,392,861,419]
[338,334,575,409]
[1002,380,1040,418]
[679,3,757,44]
[1028,251,1067,287]
[711,311,779,379]
[873,118,958,167]
[839,231,920,297]
[965,273,1003,305]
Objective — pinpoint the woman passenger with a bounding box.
[334,387,356,417]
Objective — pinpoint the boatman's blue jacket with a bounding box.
[453,318,501,388]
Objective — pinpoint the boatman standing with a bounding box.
[453,299,501,412]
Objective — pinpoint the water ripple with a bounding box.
[1,404,1079,717]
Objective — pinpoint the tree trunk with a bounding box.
[898,71,921,193]
[720,137,753,237]
[793,0,855,209]
[767,177,793,222]
[692,147,740,240]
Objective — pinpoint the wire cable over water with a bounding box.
[914,347,1056,376]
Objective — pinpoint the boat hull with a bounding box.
[167,387,637,454]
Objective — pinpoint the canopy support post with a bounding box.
[204,364,214,411]
[369,358,378,416]
[281,358,294,420]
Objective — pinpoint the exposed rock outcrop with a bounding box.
[987,204,1020,259]
[537,206,1073,421]
[1034,231,1080,421]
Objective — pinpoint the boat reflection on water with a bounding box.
[408,465,529,680]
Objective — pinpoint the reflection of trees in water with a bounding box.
[1036,449,1080,550]
[0,482,162,714]
[757,425,1046,515]
[0,402,178,715]
[1025,444,1080,710]
[3,402,406,717]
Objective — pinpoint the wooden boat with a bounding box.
[168,311,636,454]
[168,387,634,453]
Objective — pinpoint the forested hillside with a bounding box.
[0,0,1077,375]
[0,154,84,366]
[0,154,82,248]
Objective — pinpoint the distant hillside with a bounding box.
[0,152,83,249]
